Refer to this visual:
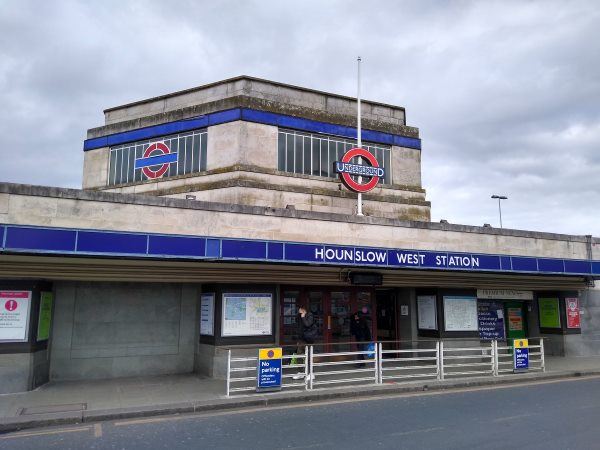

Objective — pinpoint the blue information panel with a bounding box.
[257,348,282,391]
[513,339,530,372]
[478,300,505,341]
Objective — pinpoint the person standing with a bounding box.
[293,306,318,380]
[350,311,372,366]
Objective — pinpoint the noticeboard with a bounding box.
[0,291,32,342]
[200,293,215,336]
[417,296,437,330]
[444,296,478,331]
[477,300,505,340]
[37,292,53,341]
[538,298,561,328]
[222,293,272,337]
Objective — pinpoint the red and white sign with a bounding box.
[142,142,171,179]
[0,291,31,341]
[335,147,385,193]
[566,297,581,329]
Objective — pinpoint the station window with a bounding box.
[277,129,392,185]
[107,129,207,186]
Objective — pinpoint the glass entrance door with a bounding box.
[280,286,378,349]
[328,291,352,351]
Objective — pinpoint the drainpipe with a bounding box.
[586,235,595,289]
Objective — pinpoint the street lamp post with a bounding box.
[491,195,508,228]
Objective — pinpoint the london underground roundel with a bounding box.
[140,142,173,179]
[335,148,385,193]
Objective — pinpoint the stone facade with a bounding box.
[82,76,430,221]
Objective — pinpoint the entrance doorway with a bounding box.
[375,290,397,342]
[280,286,377,350]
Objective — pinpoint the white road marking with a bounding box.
[94,423,103,437]
[388,426,445,436]
[493,413,536,422]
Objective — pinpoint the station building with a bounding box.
[0,76,599,394]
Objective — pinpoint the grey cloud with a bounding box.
[0,0,598,234]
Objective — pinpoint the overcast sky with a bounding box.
[1,1,599,236]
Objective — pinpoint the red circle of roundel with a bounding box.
[142,142,171,179]
[339,147,381,193]
[267,350,274,358]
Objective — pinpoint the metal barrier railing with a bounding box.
[225,338,545,397]
[226,346,309,396]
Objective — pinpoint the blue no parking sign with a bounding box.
[513,339,529,372]
[257,348,282,391]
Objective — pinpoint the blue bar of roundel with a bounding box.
[564,260,591,274]
[500,256,512,271]
[148,235,206,257]
[593,262,600,275]
[77,231,147,254]
[222,240,266,259]
[473,255,501,271]
[206,239,220,258]
[537,258,564,273]
[5,227,76,252]
[134,153,178,169]
[0,226,4,249]
[511,257,537,272]
[285,243,323,262]
[268,242,284,260]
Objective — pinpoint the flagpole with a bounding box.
[356,56,363,216]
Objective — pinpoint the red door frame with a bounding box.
[279,285,378,349]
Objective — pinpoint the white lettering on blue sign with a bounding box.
[395,252,425,265]
[315,248,387,264]
[436,255,480,268]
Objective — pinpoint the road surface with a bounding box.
[3,376,600,449]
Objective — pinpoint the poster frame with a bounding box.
[417,295,438,330]
[0,290,32,343]
[538,297,561,329]
[200,293,215,336]
[443,295,478,332]
[221,293,273,337]
[565,297,581,329]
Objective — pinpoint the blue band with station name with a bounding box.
[0,223,598,277]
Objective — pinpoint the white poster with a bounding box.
[222,293,272,336]
[444,296,478,331]
[0,291,32,342]
[200,293,215,336]
[417,295,437,330]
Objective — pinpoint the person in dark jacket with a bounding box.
[297,306,317,345]
[294,306,318,380]
[350,312,372,366]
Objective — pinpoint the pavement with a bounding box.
[1,356,600,433]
